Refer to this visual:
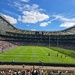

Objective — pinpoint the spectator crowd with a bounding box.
[0,66,74,75]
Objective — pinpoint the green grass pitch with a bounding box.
[0,46,75,64]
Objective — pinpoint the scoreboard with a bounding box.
[35,31,43,35]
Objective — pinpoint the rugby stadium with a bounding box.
[0,14,75,67]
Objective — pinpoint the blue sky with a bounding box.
[0,0,75,31]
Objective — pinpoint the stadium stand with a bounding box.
[0,65,74,75]
[0,14,75,75]
[0,14,75,50]
[0,69,74,75]
[0,40,17,53]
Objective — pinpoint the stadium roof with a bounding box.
[0,14,75,35]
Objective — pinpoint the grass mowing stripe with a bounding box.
[0,46,75,64]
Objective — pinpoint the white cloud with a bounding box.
[21,0,29,2]
[30,4,44,11]
[23,4,30,10]
[40,21,51,27]
[19,4,39,11]
[60,22,75,28]
[14,1,22,11]
[14,2,43,12]
[54,15,75,28]
[14,2,21,7]
[2,14,17,24]
[21,11,49,23]
[54,15,75,22]
[31,4,39,10]
[39,17,58,27]
[40,22,48,27]
[14,2,49,24]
